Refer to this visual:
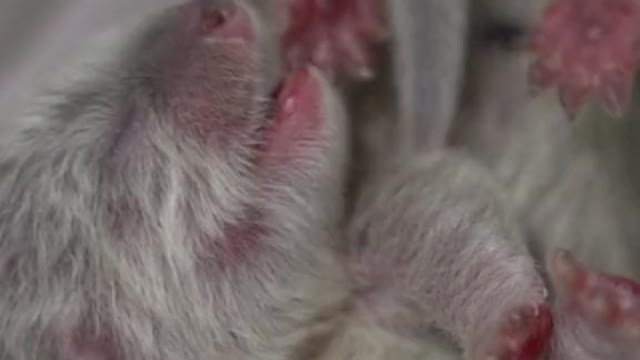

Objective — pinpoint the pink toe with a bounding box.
[528,0,640,117]
[552,248,640,325]
[479,304,553,360]
[281,0,384,80]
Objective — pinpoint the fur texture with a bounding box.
[0,1,350,358]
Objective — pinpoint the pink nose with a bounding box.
[181,1,255,43]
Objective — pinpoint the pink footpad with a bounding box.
[476,303,553,360]
[259,66,324,166]
[551,249,640,343]
[528,0,640,118]
[281,0,387,81]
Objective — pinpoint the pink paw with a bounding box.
[551,249,640,344]
[475,303,553,360]
[281,0,387,81]
[528,0,640,118]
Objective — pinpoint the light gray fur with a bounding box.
[346,151,547,359]
[347,0,470,196]
[450,1,640,358]
[343,1,556,358]
[0,1,351,359]
[498,89,640,360]
[452,0,640,278]
[350,0,640,358]
[386,0,469,154]
[0,1,554,359]
[349,0,530,188]
[3,0,639,359]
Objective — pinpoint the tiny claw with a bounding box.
[558,80,591,119]
[598,69,633,117]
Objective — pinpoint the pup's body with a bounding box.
[1,1,639,360]
[0,2,350,358]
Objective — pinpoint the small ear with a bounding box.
[549,248,640,347]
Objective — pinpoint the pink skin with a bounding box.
[279,2,640,359]
[478,246,640,360]
[281,0,388,81]
[280,3,556,359]
[213,67,324,271]
[179,2,328,265]
[550,249,640,347]
[528,0,640,118]
[58,2,328,357]
[205,67,324,273]
[260,66,324,166]
[475,304,553,360]
[176,0,325,167]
